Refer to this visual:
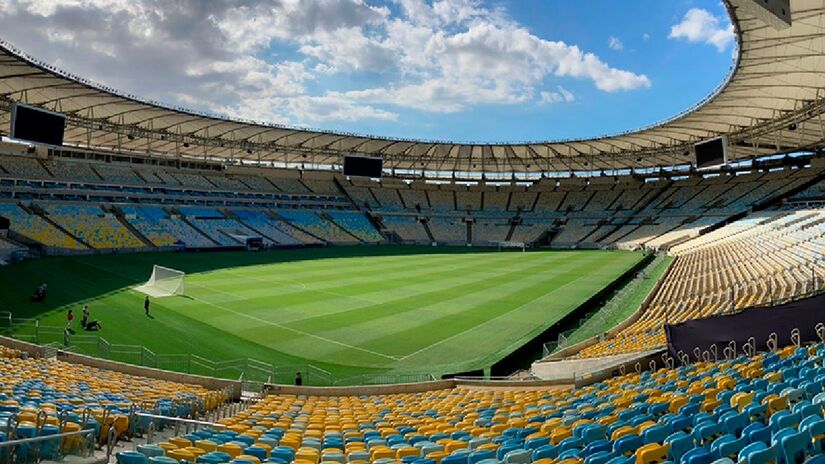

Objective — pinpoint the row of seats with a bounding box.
[278,211,359,244]
[0,203,85,250]
[126,341,825,464]
[0,155,337,196]
[327,213,384,242]
[577,208,825,358]
[41,204,145,249]
[0,355,227,462]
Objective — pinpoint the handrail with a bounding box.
[134,412,226,429]
[0,428,95,447]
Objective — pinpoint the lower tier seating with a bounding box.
[147,342,825,464]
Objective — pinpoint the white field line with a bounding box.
[218,269,385,306]
[396,262,607,362]
[75,259,401,362]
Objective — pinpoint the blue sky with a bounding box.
[0,0,736,143]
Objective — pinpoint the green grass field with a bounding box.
[0,246,643,383]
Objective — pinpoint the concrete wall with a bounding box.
[55,351,242,398]
[264,378,573,396]
[0,335,46,357]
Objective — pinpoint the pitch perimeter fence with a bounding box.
[0,314,337,386]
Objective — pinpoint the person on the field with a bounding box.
[295,372,302,386]
[84,320,102,331]
[81,305,89,327]
[144,296,150,316]
[66,309,74,332]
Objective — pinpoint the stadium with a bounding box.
[0,0,824,464]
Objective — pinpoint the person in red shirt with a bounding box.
[66,309,74,332]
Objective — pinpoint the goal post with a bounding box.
[134,265,185,297]
[495,240,527,252]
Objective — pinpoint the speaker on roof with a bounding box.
[343,155,383,178]
[730,0,791,29]
[10,103,66,146]
[694,135,729,169]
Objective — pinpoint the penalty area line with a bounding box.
[74,259,402,362]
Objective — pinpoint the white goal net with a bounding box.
[494,241,527,252]
[134,265,185,297]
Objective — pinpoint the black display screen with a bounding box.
[343,156,383,178]
[11,104,66,146]
[695,137,727,169]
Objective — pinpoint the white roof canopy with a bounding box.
[1,0,825,173]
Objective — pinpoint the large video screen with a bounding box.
[343,156,383,178]
[10,104,66,146]
[694,136,728,169]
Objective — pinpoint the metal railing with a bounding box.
[332,372,436,386]
[0,428,96,464]
[0,319,336,386]
[542,254,665,357]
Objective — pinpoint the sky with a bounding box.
[0,0,736,143]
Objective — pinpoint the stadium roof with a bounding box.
[1,0,825,174]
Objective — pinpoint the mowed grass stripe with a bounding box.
[188,251,527,306]
[281,252,582,334]
[191,250,495,291]
[312,252,607,349]
[393,252,644,369]
[262,254,591,365]
[219,252,540,323]
[355,252,625,357]
[190,251,541,329]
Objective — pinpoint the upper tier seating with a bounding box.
[381,216,430,242]
[302,179,341,195]
[40,203,144,250]
[372,188,406,211]
[173,173,216,189]
[0,156,51,179]
[428,191,456,211]
[344,185,380,209]
[233,209,304,245]
[94,163,145,185]
[269,178,311,194]
[429,217,467,243]
[327,212,383,242]
[456,191,483,211]
[510,222,550,243]
[205,174,248,191]
[152,341,825,464]
[178,208,262,247]
[278,211,358,243]
[577,208,825,358]
[120,205,181,247]
[0,203,85,250]
[399,189,429,209]
[44,159,102,182]
[472,220,512,243]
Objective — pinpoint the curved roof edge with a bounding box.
[1,0,825,173]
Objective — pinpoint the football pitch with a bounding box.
[0,246,644,383]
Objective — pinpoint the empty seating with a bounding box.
[40,203,144,249]
[0,203,85,250]
[578,208,825,358]
[155,341,825,464]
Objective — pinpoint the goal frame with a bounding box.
[134,265,185,297]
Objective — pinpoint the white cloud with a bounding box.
[642,33,650,40]
[608,36,624,51]
[0,0,653,126]
[669,8,735,52]
[539,86,575,105]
